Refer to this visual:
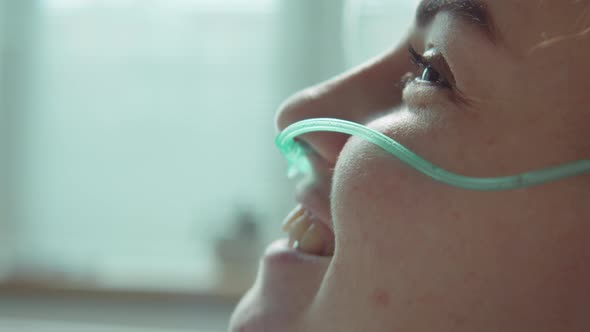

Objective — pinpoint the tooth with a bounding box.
[296,223,325,255]
[288,212,312,247]
[282,205,305,232]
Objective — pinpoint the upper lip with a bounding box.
[294,151,334,233]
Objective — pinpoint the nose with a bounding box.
[274,45,412,164]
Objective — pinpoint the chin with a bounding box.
[228,241,330,331]
[229,282,301,332]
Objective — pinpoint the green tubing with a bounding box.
[275,118,590,191]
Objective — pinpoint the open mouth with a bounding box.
[281,205,335,257]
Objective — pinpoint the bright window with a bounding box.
[7,0,286,294]
[0,0,413,296]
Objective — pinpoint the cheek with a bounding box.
[327,106,538,268]
[331,136,450,259]
[329,111,448,254]
[328,109,498,263]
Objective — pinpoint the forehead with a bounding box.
[467,0,589,54]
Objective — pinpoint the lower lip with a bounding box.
[263,238,331,266]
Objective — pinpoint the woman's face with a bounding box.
[231,1,590,331]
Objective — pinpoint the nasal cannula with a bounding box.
[275,118,590,191]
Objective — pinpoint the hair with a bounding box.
[527,4,590,55]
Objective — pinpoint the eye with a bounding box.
[421,66,441,82]
[408,45,452,89]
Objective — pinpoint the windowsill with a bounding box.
[0,279,243,304]
[0,318,201,332]
[0,280,239,332]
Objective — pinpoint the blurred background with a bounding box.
[0,0,413,330]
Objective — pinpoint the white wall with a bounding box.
[0,0,9,280]
[276,0,346,90]
[0,0,40,280]
[0,0,39,281]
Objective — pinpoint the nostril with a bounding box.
[274,88,321,133]
[273,85,353,167]
[274,100,351,165]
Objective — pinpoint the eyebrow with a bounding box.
[416,0,497,42]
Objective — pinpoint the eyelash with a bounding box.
[407,45,452,89]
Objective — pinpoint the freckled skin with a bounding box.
[230,1,590,331]
[370,288,391,308]
[361,230,369,241]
